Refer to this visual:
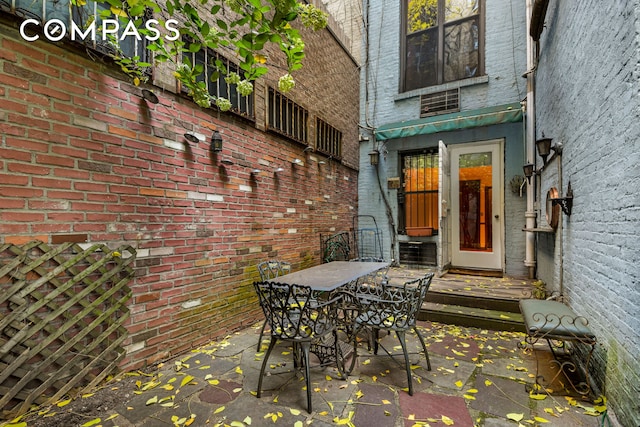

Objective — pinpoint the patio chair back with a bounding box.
[255,259,292,351]
[357,274,433,330]
[257,260,291,281]
[350,272,435,395]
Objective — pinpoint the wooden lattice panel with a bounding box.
[0,241,135,418]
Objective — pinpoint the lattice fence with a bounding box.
[0,241,136,419]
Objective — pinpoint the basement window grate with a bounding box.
[399,242,437,266]
[420,89,460,118]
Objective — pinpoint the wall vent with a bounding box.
[420,89,460,118]
[399,242,437,266]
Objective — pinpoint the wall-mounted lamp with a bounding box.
[523,163,536,183]
[550,181,573,216]
[141,89,159,104]
[210,130,223,153]
[184,132,200,143]
[303,146,313,153]
[292,158,303,165]
[251,169,261,174]
[274,167,284,173]
[221,158,234,165]
[536,138,561,164]
[369,150,380,166]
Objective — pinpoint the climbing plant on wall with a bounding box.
[70,0,327,108]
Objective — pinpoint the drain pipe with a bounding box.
[524,0,537,279]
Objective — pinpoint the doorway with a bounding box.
[450,140,503,271]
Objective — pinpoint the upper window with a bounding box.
[182,44,255,118]
[267,87,308,144]
[403,0,482,92]
[316,118,342,161]
[3,0,148,60]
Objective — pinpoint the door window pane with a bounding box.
[458,152,492,251]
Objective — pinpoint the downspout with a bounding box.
[524,0,537,279]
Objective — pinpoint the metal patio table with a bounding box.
[264,260,388,292]
[261,260,389,374]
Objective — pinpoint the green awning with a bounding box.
[375,103,523,141]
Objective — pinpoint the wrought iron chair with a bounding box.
[253,281,345,413]
[256,260,291,351]
[346,273,434,395]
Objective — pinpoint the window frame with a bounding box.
[181,42,255,119]
[400,0,484,92]
[266,87,309,145]
[2,0,150,63]
[399,149,440,235]
[315,117,343,161]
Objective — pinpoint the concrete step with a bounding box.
[419,301,526,333]
[426,290,521,313]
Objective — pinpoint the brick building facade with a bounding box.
[0,2,360,370]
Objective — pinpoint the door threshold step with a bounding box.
[419,302,525,332]
[427,290,521,313]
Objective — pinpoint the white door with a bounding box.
[438,140,451,272]
[450,140,503,271]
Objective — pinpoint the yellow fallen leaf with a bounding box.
[441,414,454,425]
[80,419,101,427]
[290,408,301,416]
[463,394,476,400]
[466,388,478,393]
[243,416,252,425]
[294,422,304,427]
[485,379,493,386]
[454,380,464,388]
[326,375,333,381]
[507,413,524,422]
[146,396,158,405]
[56,399,71,407]
[214,405,225,414]
[529,393,547,400]
[381,399,391,404]
[105,414,119,421]
[235,366,243,375]
[181,375,195,388]
[534,416,549,423]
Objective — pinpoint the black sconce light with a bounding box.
[536,137,561,164]
[523,163,535,183]
[210,130,223,153]
[550,181,574,216]
[369,149,380,166]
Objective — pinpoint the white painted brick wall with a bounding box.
[534,1,640,425]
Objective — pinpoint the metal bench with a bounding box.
[519,298,597,397]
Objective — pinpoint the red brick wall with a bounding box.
[0,15,359,369]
